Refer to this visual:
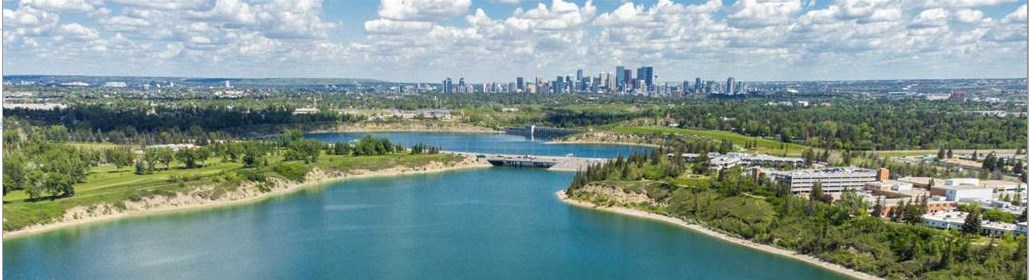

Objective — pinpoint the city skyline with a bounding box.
[3,0,1028,81]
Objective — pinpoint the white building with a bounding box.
[983,222,1018,237]
[923,211,966,231]
[981,180,1027,192]
[865,180,913,191]
[937,184,993,202]
[769,167,878,194]
[945,178,980,186]
[709,157,742,170]
[920,210,1018,237]
[102,81,128,88]
[292,107,320,115]
[670,152,805,169]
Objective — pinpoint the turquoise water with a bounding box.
[305,132,651,159]
[3,133,848,279]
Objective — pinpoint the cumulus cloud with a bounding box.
[953,9,984,23]
[923,0,1019,8]
[727,0,803,27]
[20,0,95,12]
[378,0,471,21]
[1,0,1026,80]
[910,8,951,28]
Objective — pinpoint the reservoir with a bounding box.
[3,133,848,279]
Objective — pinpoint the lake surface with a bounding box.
[306,132,651,159]
[4,133,848,279]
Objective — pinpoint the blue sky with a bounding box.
[3,0,1027,83]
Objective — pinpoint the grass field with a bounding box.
[66,142,128,150]
[609,126,812,156]
[2,152,465,232]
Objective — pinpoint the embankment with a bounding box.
[4,155,490,239]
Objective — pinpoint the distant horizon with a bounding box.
[3,0,1026,82]
[4,73,1027,85]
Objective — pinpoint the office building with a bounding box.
[637,66,653,91]
[615,66,625,89]
[555,76,564,94]
[769,167,878,194]
[622,68,632,91]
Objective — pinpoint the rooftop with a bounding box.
[935,184,992,191]
[775,167,876,176]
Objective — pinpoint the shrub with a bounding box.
[273,162,308,181]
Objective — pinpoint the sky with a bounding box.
[2,0,1027,83]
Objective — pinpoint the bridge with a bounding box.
[448,152,605,172]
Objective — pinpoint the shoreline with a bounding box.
[546,140,660,148]
[313,122,502,134]
[3,156,490,240]
[555,191,882,280]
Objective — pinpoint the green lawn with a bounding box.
[609,126,812,156]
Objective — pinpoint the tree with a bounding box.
[718,139,733,154]
[134,160,150,175]
[176,148,199,169]
[902,197,925,224]
[3,155,27,196]
[837,189,867,216]
[962,208,983,235]
[104,148,134,170]
[871,196,884,217]
[147,148,175,170]
[24,168,45,200]
[142,149,160,172]
[44,172,75,198]
[692,153,710,175]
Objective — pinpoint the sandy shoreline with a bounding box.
[3,156,490,240]
[555,191,882,280]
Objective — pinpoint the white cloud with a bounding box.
[105,0,208,11]
[684,0,723,14]
[378,0,471,21]
[910,8,950,28]
[1,0,1026,80]
[57,22,99,40]
[727,0,803,27]
[1002,4,1026,22]
[187,0,258,26]
[253,0,339,39]
[953,9,984,23]
[923,0,1019,8]
[364,18,434,34]
[505,0,595,31]
[19,0,94,12]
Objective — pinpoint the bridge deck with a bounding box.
[446,152,605,172]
